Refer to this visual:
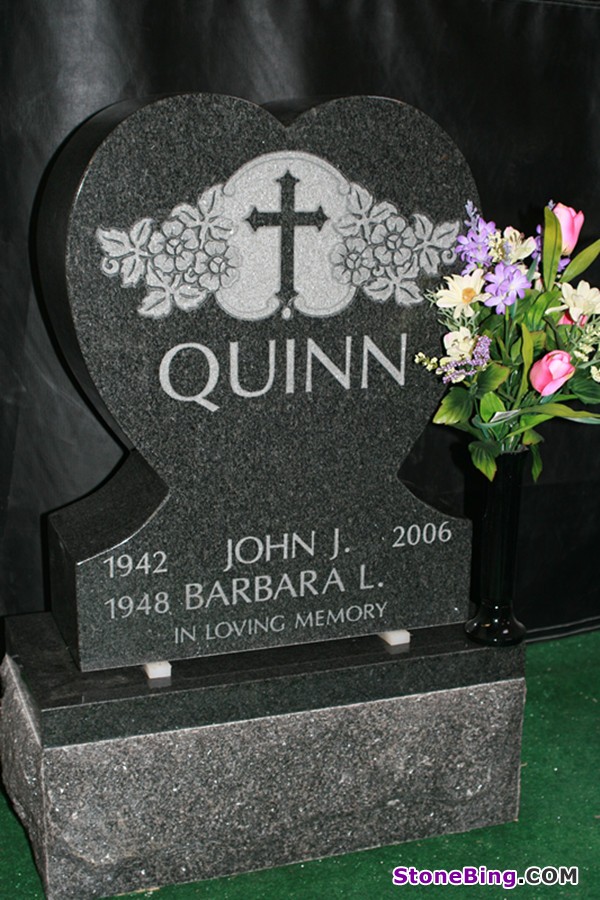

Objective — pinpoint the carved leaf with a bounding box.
[207,217,234,241]
[347,184,374,217]
[130,217,154,248]
[198,184,224,218]
[138,290,172,319]
[418,245,442,275]
[431,220,460,249]
[363,278,395,302]
[171,203,201,229]
[173,284,208,311]
[395,256,420,280]
[394,280,422,306]
[96,228,133,258]
[334,215,362,237]
[120,255,146,287]
[370,201,397,224]
[412,214,434,242]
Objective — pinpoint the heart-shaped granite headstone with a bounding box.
[40,94,476,670]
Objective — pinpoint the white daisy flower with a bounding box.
[435,270,488,319]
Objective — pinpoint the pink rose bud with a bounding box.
[530,350,576,396]
[553,203,584,255]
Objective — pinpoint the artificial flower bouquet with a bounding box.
[416,202,600,480]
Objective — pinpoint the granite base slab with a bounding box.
[1,614,526,900]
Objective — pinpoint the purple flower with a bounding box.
[456,214,497,273]
[531,224,543,265]
[484,262,530,314]
[531,222,570,274]
[472,334,492,367]
[438,335,492,384]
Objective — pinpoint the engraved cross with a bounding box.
[245,171,328,302]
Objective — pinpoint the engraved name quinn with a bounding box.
[158,334,408,412]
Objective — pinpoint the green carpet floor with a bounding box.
[1,631,598,899]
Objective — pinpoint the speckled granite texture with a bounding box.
[37,94,479,670]
[1,618,525,900]
[4,613,525,746]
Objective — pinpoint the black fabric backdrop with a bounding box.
[2,0,600,653]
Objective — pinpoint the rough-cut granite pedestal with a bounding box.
[1,614,525,900]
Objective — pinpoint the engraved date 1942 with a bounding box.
[102,551,168,578]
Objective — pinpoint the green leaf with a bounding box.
[493,335,510,365]
[522,427,543,445]
[561,238,600,284]
[526,256,538,283]
[545,327,559,351]
[505,402,600,439]
[569,372,600,406]
[484,316,505,338]
[475,362,511,396]
[542,207,562,291]
[517,322,534,403]
[510,338,523,363]
[506,412,552,439]
[521,412,551,430]
[525,292,557,331]
[530,444,543,482]
[531,330,547,354]
[449,421,481,438]
[480,391,506,423]
[525,401,600,424]
[468,440,500,481]
[433,387,474,425]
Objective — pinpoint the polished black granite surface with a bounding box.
[5,613,524,746]
[39,94,477,670]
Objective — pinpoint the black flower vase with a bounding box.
[465,451,527,646]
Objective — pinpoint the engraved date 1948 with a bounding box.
[105,592,170,619]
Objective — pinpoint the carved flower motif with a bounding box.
[371,214,417,270]
[194,240,241,291]
[170,185,234,244]
[330,237,376,287]
[334,184,396,241]
[138,269,208,319]
[330,183,459,308]
[363,255,422,305]
[96,218,154,286]
[97,172,460,321]
[148,220,200,276]
[411,215,459,274]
